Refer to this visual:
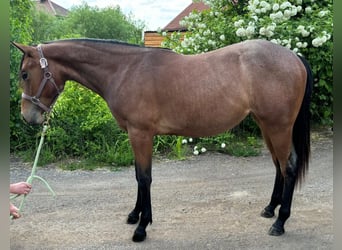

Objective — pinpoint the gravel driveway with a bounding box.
[10,130,333,249]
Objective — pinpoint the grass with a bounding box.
[15,130,262,171]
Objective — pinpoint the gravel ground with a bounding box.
[10,129,333,250]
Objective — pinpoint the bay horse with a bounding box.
[12,38,312,242]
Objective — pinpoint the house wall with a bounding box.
[144,32,164,47]
[144,31,186,48]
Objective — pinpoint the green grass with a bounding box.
[15,130,262,171]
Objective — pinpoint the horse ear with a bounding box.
[11,42,30,54]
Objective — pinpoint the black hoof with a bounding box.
[132,227,146,242]
[127,211,140,224]
[268,224,285,236]
[261,208,275,218]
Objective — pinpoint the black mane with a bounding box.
[43,38,172,51]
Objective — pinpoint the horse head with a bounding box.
[12,42,63,124]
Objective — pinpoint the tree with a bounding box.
[162,0,333,125]
[31,10,75,43]
[64,3,144,44]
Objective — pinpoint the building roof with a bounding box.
[163,1,209,31]
[34,0,69,16]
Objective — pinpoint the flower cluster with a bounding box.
[193,146,207,155]
[162,6,228,54]
[181,137,206,155]
[165,0,331,55]
[181,137,228,156]
[296,25,311,38]
[234,0,302,39]
[231,0,332,53]
[312,31,332,47]
[259,23,276,38]
[235,22,256,39]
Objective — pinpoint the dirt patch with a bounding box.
[10,130,333,249]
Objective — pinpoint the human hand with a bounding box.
[10,182,32,195]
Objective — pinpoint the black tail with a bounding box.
[293,55,313,187]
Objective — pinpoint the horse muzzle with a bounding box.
[21,104,45,125]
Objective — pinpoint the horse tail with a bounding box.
[293,55,313,187]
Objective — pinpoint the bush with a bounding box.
[43,82,134,166]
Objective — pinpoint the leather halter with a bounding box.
[21,44,61,113]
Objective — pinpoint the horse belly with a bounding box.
[157,97,250,137]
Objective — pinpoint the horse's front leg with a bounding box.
[127,128,154,242]
[132,162,152,242]
[127,163,143,224]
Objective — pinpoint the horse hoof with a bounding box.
[127,212,140,224]
[260,208,274,218]
[268,225,285,236]
[132,227,146,242]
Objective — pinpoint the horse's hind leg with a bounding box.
[260,134,284,218]
[261,160,284,218]
[259,126,297,236]
[268,144,298,236]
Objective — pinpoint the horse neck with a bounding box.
[45,42,142,98]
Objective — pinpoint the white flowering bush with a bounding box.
[232,0,332,53]
[162,0,333,125]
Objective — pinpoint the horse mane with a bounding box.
[42,38,173,52]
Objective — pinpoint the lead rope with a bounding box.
[10,113,56,220]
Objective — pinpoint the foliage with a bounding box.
[10,0,35,151]
[10,0,33,43]
[44,82,134,166]
[162,0,333,125]
[31,10,80,43]
[64,3,144,44]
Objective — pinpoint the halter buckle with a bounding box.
[44,71,52,79]
[31,96,40,105]
[39,58,48,69]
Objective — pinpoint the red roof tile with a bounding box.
[163,1,210,31]
[34,0,69,16]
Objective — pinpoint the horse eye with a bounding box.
[21,71,29,81]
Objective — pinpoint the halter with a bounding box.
[21,44,61,113]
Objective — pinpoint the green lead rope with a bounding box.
[10,121,56,220]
